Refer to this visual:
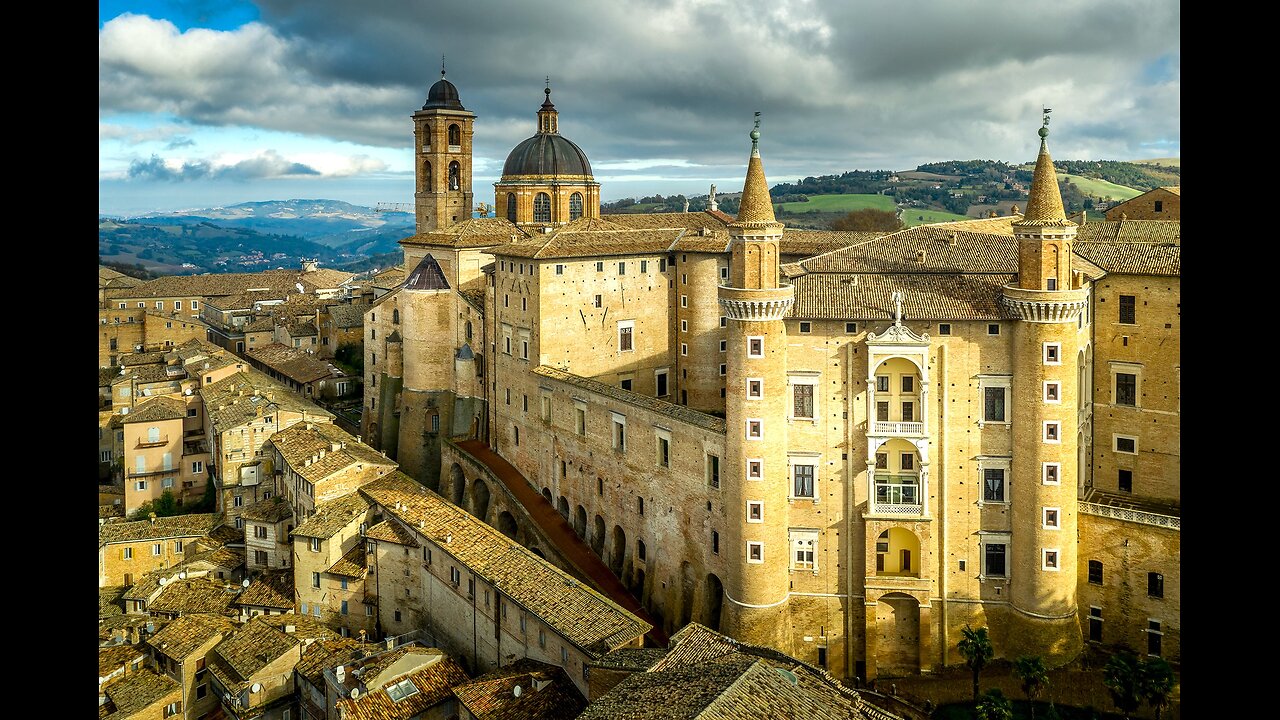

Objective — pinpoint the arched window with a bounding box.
[423,161,432,191]
[392,309,399,324]
[448,124,461,147]
[569,192,584,221]
[534,192,551,222]
[448,161,460,191]
[423,123,432,150]
[465,320,473,341]
[506,193,517,222]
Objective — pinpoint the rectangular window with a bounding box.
[790,529,817,571]
[596,261,604,272]
[1043,342,1061,364]
[681,295,688,308]
[899,453,915,471]
[1042,548,1060,571]
[983,468,1006,502]
[174,540,183,553]
[719,364,727,376]
[875,452,888,470]
[340,600,349,615]
[1119,295,1136,324]
[1116,373,1137,406]
[656,432,670,468]
[312,572,321,588]
[555,264,564,275]
[680,343,688,356]
[720,316,727,327]
[618,261,626,275]
[637,540,647,561]
[1089,607,1103,642]
[1044,382,1061,403]
[1154,200,1164,212]
[798,321,812,334]
[575,404,586,436]
[612,414,627,452]
[747,541,764,563]
[594,294,603,308]
[1118,469,1133,493]
[254,525,267,539]
[901,375,914,393]
[845,322,857,333]
[719,340,727,352]
[712,530,720,554]
[1043,507,1060,529]
[153,543,162,556]
[340,578,349,590]
[876,401,889,422]
[1147,620,1162,656]
[983,386,1007,422]
[656,369,668,396]
[1148,572,1164,598]
[1046,278,1058,291]
[123,547,133,560]
[747,336,764,357]
[747,378,763,398]
[939,323,951,335]
[521,340,529,359]
[707,454,720,489]
[1088,560,1103,585]
[310,537,321,552]
[747,501,763,523]
[641,260,647,272]
[747,459,763,480]
[746,419,763,439]
[1043,422,1060,443]
[984,542,1007,577]
[681,319,688,332]
[252,549,266,565]
[1043,463,1061,485]
[1114,435,1137,454]
[901,402,914,422]
[660,258,667,271]
[875,376,889,393]
[792,383,815,419]
[793,464,815,498]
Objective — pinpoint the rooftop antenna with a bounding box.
[441,55,446,78]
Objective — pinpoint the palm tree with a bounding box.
[1102,652,1143,720]
[974,688,1013,720]
[958,625,995,700]
[1140,657,1177,719]
[1013,656,1049,720]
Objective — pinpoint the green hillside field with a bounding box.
[902,209,972,226]
[1058,174,1142,202]
[777,193,896,213]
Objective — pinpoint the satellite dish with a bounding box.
[513,685,522,697]
[250,683,262,693]
[242,578,251,587]
[349,688,361,699]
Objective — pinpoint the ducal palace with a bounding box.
[359,72,1179,681]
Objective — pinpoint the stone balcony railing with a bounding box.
[717,284,794,321]
[871,421,924,436]
[1080,501,1180,531]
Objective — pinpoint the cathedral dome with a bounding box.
[502,134,593,178]
[423,72,464,111]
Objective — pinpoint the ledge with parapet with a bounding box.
[999,286,1088,323]
[1080,501,1180,531]
[717,284,794,321]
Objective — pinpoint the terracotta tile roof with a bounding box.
[452,659,585,720]
[364,519,421,547]
[590,647,667,672]
[734,152,780,227]
[200,370,333,434]
[788,272,1012,320]
[236,569,295,609]
[246,343,343,384]
[99,644,146,679]
[99,514,222,547]
[458,288,486,313]
[242,315,277,332]
[209,615,339,692]
[268,420,395,486]
[113,363,183,386]
[105,269,305,301]
[1013,137,1072,228]
[334,654,470,720]
[371,266,407,288]
[205,524,246,548]
[359,473,650,655]
[147,613,237,661]
[120,351,166,367]
[100,614,170,643]
[241,496,294,524]
[326,543,369,578]
[403,217,530,249]
[101,367,123,386]
[533,365,726,434]
[101,265,142,286]
[293,491,373,539]
[1073,242,1179,276]
[780,229,884,257]
[101,586,128,618]
[327,303,366,328]
[300,268,357,290]
[295,637,368,687]
[101,667,180,718]
[205,290,285,311]
[603,211,730,232]
[148,577,239,616]
[286,321,319,337]
[796,224,1018,274]
[1075,219,1180,244]
[670,230,731,253]
[496,225,685,260]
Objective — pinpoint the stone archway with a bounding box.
[497,511,518,540]
[876,592,921,677]
[574,505,587,538]
[449,464,465,507]
[541,487,553,503]
[471,479,491,522]
[610,526,626,577]
[557,496,570,520]
[704,573,725,632]
[592,515,606,556]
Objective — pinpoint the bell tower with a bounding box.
[413,64,475,234]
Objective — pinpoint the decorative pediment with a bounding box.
[866,321,929,346]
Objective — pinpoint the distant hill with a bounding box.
[100,199,412,275]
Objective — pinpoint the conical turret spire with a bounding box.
[1014,110,1073,228]
[734,113,779,226]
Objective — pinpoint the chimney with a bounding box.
[331,442,342,452]
[1081,209,1087,225]
[284,624,296,633]
[915,249,926,263]
[946,232,957,246]
[1010,204,1020,215]
[149,512,157,524]
[988,210,997,218]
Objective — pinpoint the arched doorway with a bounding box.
[541,487,553,503]
[704,573,724,631]
[450,464,465,507]
[633,569,646,603]
[679,561,695,628]
[471,479,491,521]
[610,526,626,577]
[498,511,518,540]
[876,592,921,676]
[574,505,587,537]
[592,515,606,556]
[557,496,570,520]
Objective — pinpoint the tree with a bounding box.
[1103,652,1143,720]
[829,208,903,232]
[958,625,995,700]
[1013,656,1049,720]
[974,688,1013,720]
[1140,657,1176,719]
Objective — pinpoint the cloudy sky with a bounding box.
[99,0,1180,216]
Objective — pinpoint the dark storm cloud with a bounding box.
[102,1,1179,183]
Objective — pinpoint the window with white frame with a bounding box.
[1042,507,1060,529]
[152,543,162,556]
[747,378,763,399]
[979,457,1010,503]
[790,529,818,571]
[746,541,764,564]
[680,343,688,356]
[747,336,764,357]
[1114,435,1137,454]
[1043,342,1062,365]
[798,321,812,333]
[978,376,1011,424]
[719,363,726,376]
[1042,548,1061,571]
[720,316,727,327]
[791,460,816,499]
[1043,421,1061,443]
[1042,462,1061,485]
[681,295,688,308]
[611,413,627,452]
[719,340,727,352]
[747,459,763,480]
[574,400,587,435]
[309,537,321,552]
[123,547,133,559]
[981,534,1010,578]
[618,320,634,352]
[746,419,763,440]
[655,368,668,397]
[655,428,671,468]
[1044,381,1061,403]
[1110,362,1142,408]
[789,375,817,420]
[746,501,763,523]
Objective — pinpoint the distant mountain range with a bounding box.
[99,199,414,275]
